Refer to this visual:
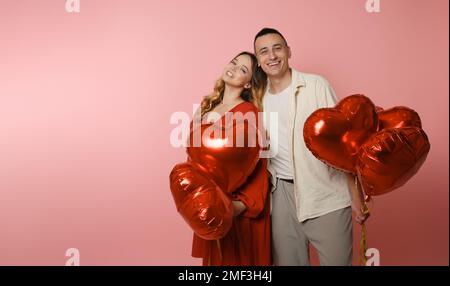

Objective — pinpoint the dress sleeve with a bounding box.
[231,103,269,218]
[232,158,269,218]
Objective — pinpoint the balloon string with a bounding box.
[359,203,370,266]
[216,239,223,263]
[206,240,222,265]
[359,221,367,266]
[355,176,370,266]
[207,242,211,266]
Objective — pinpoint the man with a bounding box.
[254,28,368,266]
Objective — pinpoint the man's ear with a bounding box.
[288,46,292,59]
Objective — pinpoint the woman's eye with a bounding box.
[241,68,247,73]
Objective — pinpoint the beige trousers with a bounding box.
[271,178,353,266]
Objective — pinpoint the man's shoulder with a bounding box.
[292,69,331,87]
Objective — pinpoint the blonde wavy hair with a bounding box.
[200,52,267,117]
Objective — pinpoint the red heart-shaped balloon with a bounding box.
[169,162,233,240]
[377,106,422,130]
[303,94,378,173]
[187,116,260,193]
[357,127,430,196]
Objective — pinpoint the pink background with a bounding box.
[0,0,448,265]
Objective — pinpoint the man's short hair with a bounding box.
[254,27,288,51]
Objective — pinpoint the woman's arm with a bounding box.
[231,105,269,218]
[232,159,269,218]
[232,200,247,217]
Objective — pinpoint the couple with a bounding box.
[188,28,369,266]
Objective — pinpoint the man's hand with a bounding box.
[351,195,370,224]
[347,174,370,225]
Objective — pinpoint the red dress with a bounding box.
[190,102,271,266]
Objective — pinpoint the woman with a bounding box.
[189,51,271,266]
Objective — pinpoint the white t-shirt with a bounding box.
[263,84,294,180]
[264,69,351,222]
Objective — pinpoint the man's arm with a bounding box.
[316,76,339,108]
[318,78,370,224]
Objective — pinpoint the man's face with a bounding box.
[255,33,291,78]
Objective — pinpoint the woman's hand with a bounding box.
[232,200,247,217]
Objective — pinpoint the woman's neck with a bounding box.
[222,85,244,105]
